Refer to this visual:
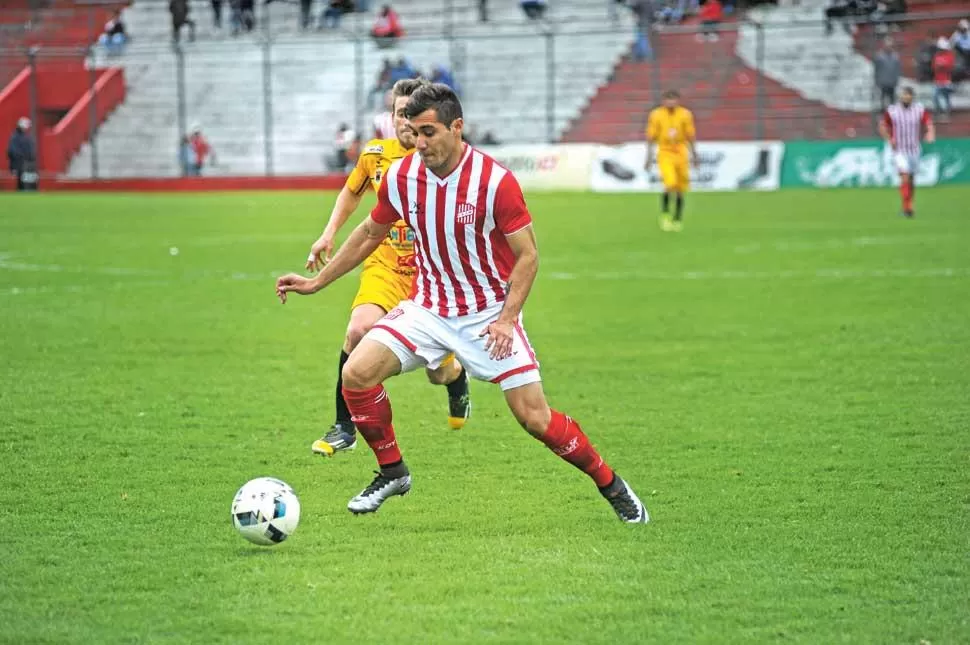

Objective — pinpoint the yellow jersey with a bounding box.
[646,106,696,157]
[344,137,415,276]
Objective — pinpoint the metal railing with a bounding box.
[1,3,966,178]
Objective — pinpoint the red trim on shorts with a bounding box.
[490,364,539,384]
[371,324,417,352]
[513,321,537,365]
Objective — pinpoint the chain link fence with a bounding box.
[1,2,966,178]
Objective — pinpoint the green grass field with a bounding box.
[1,187,968,644]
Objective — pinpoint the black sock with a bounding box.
[446,365,468,398]
[674,195,684,221]
[380,460,409,479]
[335,350,352,427]
[661,192,670,213]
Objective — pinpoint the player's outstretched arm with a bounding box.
[306,185,366,271]
[480,225,538,360]
[878,116,894,149]
[277,215,392,304]
[925,119,936,144]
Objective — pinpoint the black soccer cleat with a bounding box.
[601,475,650,523]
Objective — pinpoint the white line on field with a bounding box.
[733,235,947,254]
[547,268,970,281]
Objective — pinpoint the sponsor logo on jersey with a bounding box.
[364,144,385,154]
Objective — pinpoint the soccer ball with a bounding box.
[231,477,301,546]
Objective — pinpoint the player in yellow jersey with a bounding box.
[645,90,698,232]
[303,78,470,456]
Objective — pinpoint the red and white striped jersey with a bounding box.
[883,102,932,157]
[371,143,533,318]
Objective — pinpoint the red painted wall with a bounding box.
[0,65,126,174]
[0,175,348,192]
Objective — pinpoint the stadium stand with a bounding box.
[65,0,633,178]
[564,0,969,144]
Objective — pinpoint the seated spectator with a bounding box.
[429,64,459,95]
[230,0,256,35]
[952,19,970,66]
[520,0,547,20]
[188,126,215,175]
[333,123,356,171]
[368,58,393,108]
[319,0,354,29]
[178,135,193,176]
[98,10,128,56]
[371,5,404,48]
[389,57,417,83]
[697,0,723,42]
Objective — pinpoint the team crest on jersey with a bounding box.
[374,168,383,184]
[456,202,477,225]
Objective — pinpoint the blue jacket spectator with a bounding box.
[430,65,459,96]
[389,57,417,83]
[7,117,36,191]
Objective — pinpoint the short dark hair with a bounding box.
[391,77,429,100]
[404,83,463,126]
[663,90,680,99]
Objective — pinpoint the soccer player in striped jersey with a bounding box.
[879,86,935,218]
[277,83,649,523]
[303,78,471,458]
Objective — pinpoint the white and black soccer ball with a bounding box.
[231,477,301,546]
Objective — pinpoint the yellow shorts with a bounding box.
[351,263,413,314]
[658,154,690,193]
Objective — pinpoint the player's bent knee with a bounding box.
[505,384,552,437]
[425,368,449,385]
[344,323,371,351]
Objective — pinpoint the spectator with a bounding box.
[873,37,901,110]
[480,130,500,145]
[346,135,362,168]
[697,0,723,42]
[169,0,196,43]
[389,57,417,83]
[211,0,223,28]
[368,59,393,108]
[178,135,193,176]
[658,0,700,24]
[7,117,36,192]
[429,64,459,95]
[333,123,355,171]
[299,0,312,29]
[98,10,128,56]
[630,0,656,61]
[371,5,404,48]
[932,37,956,119]
[952,19,970,67]
[480,0,488,22]
[520,0,547,20]
[373,92,395,139]
[230,0,256,34]
[320,0,354,29]
[188,126,214,175]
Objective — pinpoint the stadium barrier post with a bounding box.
[262,38,274,177]
[175,44,188,176]
[755,21,765,141]
[87,45,100,180]
[545,30,555,143]
[353,34,363,155]
[27,47,40,174]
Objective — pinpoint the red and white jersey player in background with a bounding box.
[276,83,649,523]
[879,86,936,218]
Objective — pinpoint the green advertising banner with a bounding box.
[781,138,970,188]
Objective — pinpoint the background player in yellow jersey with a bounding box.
[645,90,698,232]
[303,78,470,455]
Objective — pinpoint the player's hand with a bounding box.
[925,132,936,145]
[306,232,335,272]
[276,273,317,304]
[479,320,515,361]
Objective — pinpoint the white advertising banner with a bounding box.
[590,141,785,192]
[478,144,596,191]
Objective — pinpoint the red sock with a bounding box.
[538,410,615,488]
[342,385,401,466]
[900,179,913,211]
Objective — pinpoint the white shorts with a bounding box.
[894,152,920,176]
[366,300,542,391]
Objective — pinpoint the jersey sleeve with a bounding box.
[494,172,532,235]
[344,153,373,195]
[921,110,933,127]
[684,111,696,140]
[369,169,400,225]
